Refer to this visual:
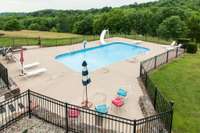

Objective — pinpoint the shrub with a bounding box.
[3,19,21,31]
[186,43,198,53]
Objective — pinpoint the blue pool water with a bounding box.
[55,42,149,72]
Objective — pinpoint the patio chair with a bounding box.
[166,41,181,50]
[5,52,17,63]
[111,97,124,113]
[23,68,47,78]
[117,88,128,102]
[68,107,81,128]
[95,104,109,114]
[95,104,109,127]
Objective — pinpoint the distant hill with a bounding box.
[0,0,199,42]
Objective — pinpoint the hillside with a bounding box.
[0,0,200,42]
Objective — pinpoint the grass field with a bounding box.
[0,30,81,38]
[0,30,99,47]
[0,30,171,47]
[113,34,171,45]
[150,52,200,133]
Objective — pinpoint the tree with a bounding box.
[56,14,76,32]
[72,15,93,35]
[187,14,200,43]
[93,14,109,34]
[28,23,40,30]
[50,27,57,32]
[3,19,21,31]
[105,10,130,34]
[157,16,188,39]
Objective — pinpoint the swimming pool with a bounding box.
[55,42,149,72]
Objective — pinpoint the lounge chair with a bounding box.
[23,68,47,77]
[5,52,17,63]
[166,41,176,50]
[23,62,40,69]
[15,58,40,70]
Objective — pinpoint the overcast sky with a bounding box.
[0,0,156,13]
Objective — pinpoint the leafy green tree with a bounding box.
[56,14,76,32]
[50,27,57,32]
[3,19,21,31]
[157,16,188,39]
[28,23,40,30]
[93,14,109,34]
[187,14,200,43]
[72,15,93,34]
[105,10,130,34]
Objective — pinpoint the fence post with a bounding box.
[166,51,169,63]
[28,89,31,118]
[176,47,178,57]
[153,87,158,109]
[145,72,148,88]
[12,38,15,47]
[140,64,142,77]
[70,38,72,44]
[133,119,136,133]
[169,101,174,133]
[154,56,157,69]
[65,103,69,133]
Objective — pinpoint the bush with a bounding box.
[4,19,21,31]
[186,43,198,53]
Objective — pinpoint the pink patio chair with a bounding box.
[68,107,81,127]
[111,97,124,113]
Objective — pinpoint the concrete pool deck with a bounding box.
[0,37,167,120]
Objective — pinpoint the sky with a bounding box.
[0,0,156,13]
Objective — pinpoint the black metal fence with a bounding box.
[0,89,174,133]
[0,91,28,130]
[0,63,9,89]
[0,35,100,47]
[140,47,184,132]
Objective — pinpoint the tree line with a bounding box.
[0,0,200,42]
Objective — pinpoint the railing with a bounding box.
[140,47,184,132]
[0,91,28,130]
[0,35,100,47]
[0,63,9,89]
[0,89,175,133]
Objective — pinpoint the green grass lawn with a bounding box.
[0,30,172,47]
[149,52,200,133]
[0,30,100,47]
